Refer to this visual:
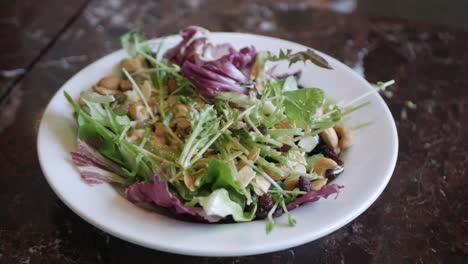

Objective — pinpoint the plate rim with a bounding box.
[37,32,399,256]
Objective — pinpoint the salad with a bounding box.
[66,26,393,232]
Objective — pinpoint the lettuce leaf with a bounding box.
[190,189,256,222]
[283,88,325,127]
[198,159,242,191]
[197,159,246,204]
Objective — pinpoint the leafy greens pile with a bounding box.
[66,26,393,232]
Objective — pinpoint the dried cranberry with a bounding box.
[320,145,344,166]
[273,206,284,218]
[297,176,311,192]
[325,165,344,181]
[307,135,345,181]
[258,124,267,135]
[256,194,274,219]
[279,144,292,153]
[244,201,255,212]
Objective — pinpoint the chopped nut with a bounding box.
[173,118,191,137]
[174,104,190,118]
[77,97,85,106]
[119,80,133,91]
[151,135,166,147]
[163,95,179,109]
[311,178,328,191]
[283,176,299,190]
[313,157,339,177]
[147,98,160,115]
[124,90,140,103]
[238,166,256,187]
[320,127,339,150]
[167,79,177,92]
[247,147,260,162]
[128,102,149,121]
[140,80,153,99]
[174,118,190,129]
[334,125,353,149]
[274,119,292,129]
[98,76,121,90]
[154,122,168,137]
[92,85,118,95]
[265,163,289,180]
[183,169,206,191]
[252,175,271,195]
[127,128,145,141]
[288,151,307,174]
[278,134,293,144]
[120,57,148,72]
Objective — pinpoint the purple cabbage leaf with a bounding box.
[287,184,343,211]
[165,26,257,99]
[126,173,223,223]
[71,138,126,185]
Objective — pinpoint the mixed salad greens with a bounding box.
[66,26,394,232]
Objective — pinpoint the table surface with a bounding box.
[0,0,467,263]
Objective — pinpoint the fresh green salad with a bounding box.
[67,26,394,232]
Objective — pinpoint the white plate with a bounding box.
[37,33,398,256]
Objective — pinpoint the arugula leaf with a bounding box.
[120,30,151,57]
[66,93,114,140]
[65,92,156,181]
[283,88,325,127]
[77,114,101,139]
[104,105,131,134]
[99,138,125,165]
[191,189,256,222]
[79,96,131,136]
[265,49,332,69]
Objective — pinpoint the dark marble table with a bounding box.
[0,0,467,263]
